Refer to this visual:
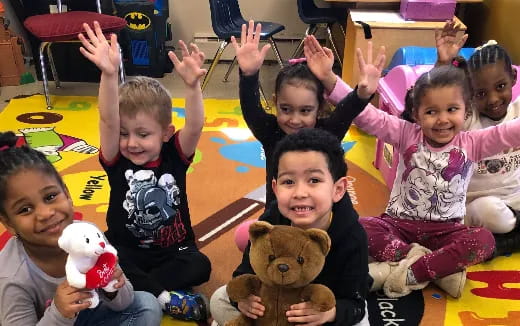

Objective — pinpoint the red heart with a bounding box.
[85,252,117,289]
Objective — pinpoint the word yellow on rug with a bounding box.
[0,95,519,325]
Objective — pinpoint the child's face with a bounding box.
[119,111,172,165]
[472,61,517,121]
[272,151,346,230]
[0,169,74,248]
[414,86,466,147]
[275,83,319,135]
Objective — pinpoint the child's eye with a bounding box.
[120,131,128,137]
[475,91,486,99]
[448,107,459,112]
[44,193,58,202]
[139,133,148,138]
[279,107,290,114]
[309,178,321,183]
[280,179,294,185]
[17,206,32,215]
[425,110,435,115]
[497,83,506,90]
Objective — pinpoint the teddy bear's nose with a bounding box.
[277,264,289,273]
[99,242,105,249]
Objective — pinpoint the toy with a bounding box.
[58,222,119,308]
[226,221,335,326]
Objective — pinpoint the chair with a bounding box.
[292,0,346,67]
[23,0,127,110]
[203,0,286,105]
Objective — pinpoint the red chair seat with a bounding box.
[24,11,126,42]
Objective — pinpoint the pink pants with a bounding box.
[360,215,495,282]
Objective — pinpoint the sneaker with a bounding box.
[165,290,209,321]
[433,270,466,298]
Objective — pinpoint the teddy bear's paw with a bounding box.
[103,279,119,293]
[88,291,100,309]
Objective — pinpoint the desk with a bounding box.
[341,13,466,86]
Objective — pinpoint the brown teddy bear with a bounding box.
[226,221,336,326]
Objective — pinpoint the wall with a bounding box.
[465,0,520,63]
[169,0,313,60]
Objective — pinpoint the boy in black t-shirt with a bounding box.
[78,21,210,321]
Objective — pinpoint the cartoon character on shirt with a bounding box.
[123,170,186,248]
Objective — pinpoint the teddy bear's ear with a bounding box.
[249,221,274,244]
[307,229,331,256]
[58,226,70,250]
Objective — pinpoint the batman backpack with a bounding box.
[114,0,173,77]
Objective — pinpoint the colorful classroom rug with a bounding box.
[0,94,518,325]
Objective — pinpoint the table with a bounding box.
[341,12,466,86]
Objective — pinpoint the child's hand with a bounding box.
[231,20,271,76]
[78,21,120,76]
[54,280,93,319]
[103,267,125,299]
[286,302,336,326]
[304,35,336,92]
[356,41,386,99]
[435,20,468,65]
[169,40,207,88]
[237,294,265,319]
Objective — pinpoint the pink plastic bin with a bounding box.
[400,0,456,21]
[374,64,520,189]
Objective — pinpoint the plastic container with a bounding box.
[400,0,456,21]
[385,46,475,73]
[374,64,520,189]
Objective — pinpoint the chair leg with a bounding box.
[223,56,237,82]
[291,25,317,59]
[119,45,126,83]
[326,26,342,69]
[202,40,229,91]
[38,42,53,110]
[46,43,61,89]
[267,37,284,68]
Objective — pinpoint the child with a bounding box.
[0,131,162,326]
[210,128,370,326]
[434,27,520,255]
[78,22,211,320]
[340,47,520,298]
[231,20,384,206]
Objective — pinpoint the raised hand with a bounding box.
[237,294,265,319]
[54,280,93,319]
[231,20,271,76]
[304,35,336,92]
[169,40,207,88]
[356,41,386,99]
[78,21,120,76]
[435,20,468,65]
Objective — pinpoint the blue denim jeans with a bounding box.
[75,291,162,326]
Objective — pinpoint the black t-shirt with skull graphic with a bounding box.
[100,132,194,250]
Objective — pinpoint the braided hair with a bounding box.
[0,131,65,216]
[468,40,514,77]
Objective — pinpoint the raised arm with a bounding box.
[168,41,207,158]
[435,19,468,66]
[231,20,271,76]
[79,21,121,162]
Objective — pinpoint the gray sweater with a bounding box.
[0,237,134,326]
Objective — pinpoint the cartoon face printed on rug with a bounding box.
[388,144,472,220]
[123,169,184,247]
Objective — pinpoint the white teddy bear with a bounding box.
[58,222,119,308]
